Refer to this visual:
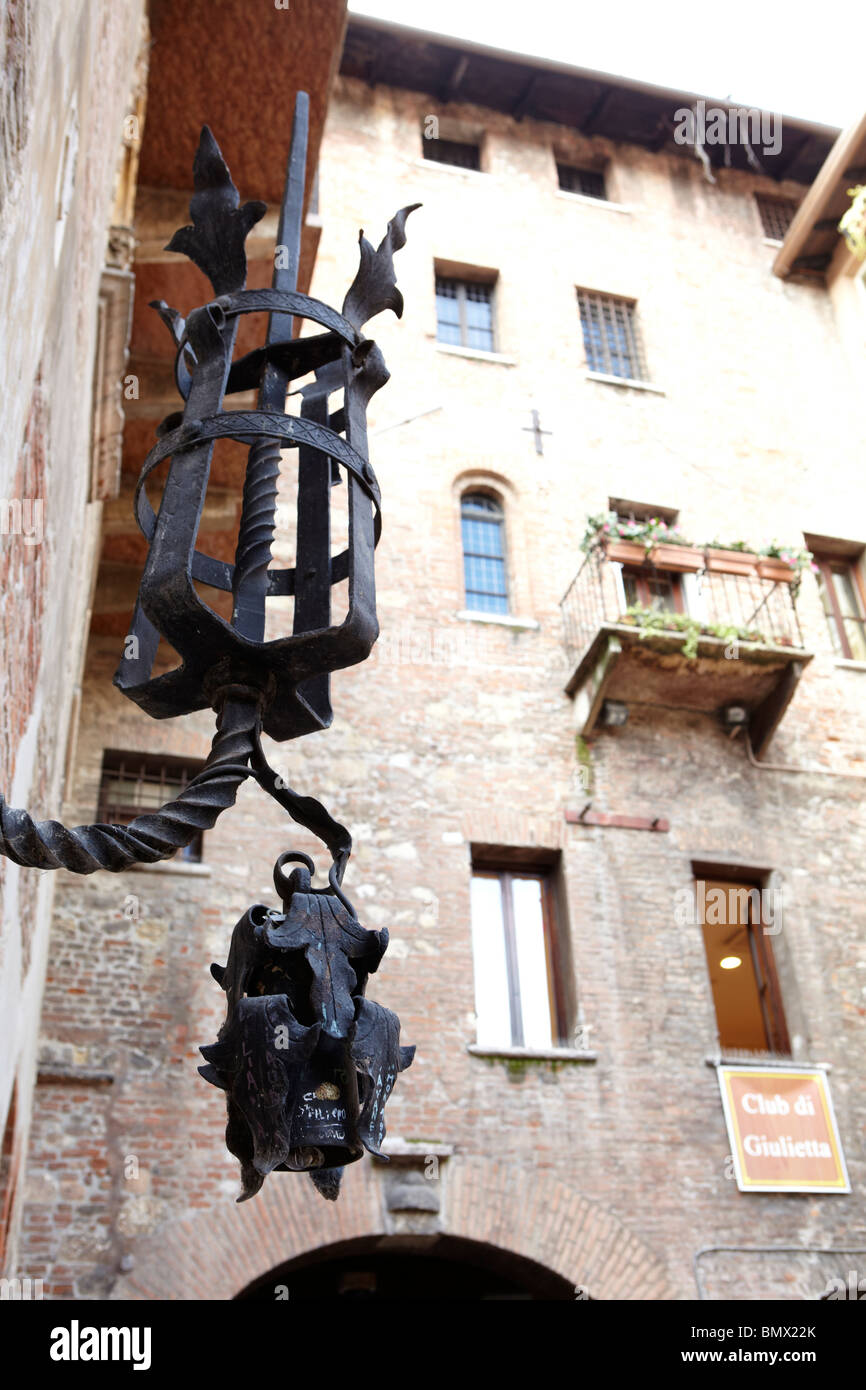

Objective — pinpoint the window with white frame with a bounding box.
[470,863,567,1050]
[436,276,495,351]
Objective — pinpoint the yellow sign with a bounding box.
[718,1066,849,1193]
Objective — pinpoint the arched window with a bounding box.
[461,492,508,614]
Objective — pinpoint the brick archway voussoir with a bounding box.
[116,1156,672,1301]
[448,1158,673,1300]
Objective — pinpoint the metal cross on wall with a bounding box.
[522,407,552,455]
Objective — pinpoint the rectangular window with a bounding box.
[621,567,684,614]
[436,276,495,351]
[813,555,866,661]
[557,164,606,199]
[98,749,206,862]
[423,136,481,171]
[755,194,799,241]
[470,865,567,1049]
[577,289,648,382]
[699,878,789,1055]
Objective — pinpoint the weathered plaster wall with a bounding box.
[0,0,146,1274]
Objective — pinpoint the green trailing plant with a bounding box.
[619,604,766,660]
[705,538,755,553]
[575,735,593,793]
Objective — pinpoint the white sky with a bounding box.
[349,0,862,130]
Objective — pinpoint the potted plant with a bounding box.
[581,512,702,568]
[756,556,796,583]
[756,542,813,586]
[580,511,647,564]
[606,537,648,564]
[650,522,706,569]
[704,539,759,576]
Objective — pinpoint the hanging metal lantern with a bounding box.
[0,92,418,1201]
[201,852,414,1201]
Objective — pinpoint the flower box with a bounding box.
[756,558,796,584]
[646,543,704,572]
[604,538,647,565]
[704,547,759,577]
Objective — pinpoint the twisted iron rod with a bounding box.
[0,698,259,874]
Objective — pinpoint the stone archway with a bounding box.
[115,1157,672,1301]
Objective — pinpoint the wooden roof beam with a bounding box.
[582,87,614,134]
[511,73,540,121]
[767,130,808,180]
[441,54,469,103]
[773,112,866,278]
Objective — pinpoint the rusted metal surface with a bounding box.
[565,808,670,832]
[0,93,418,1199]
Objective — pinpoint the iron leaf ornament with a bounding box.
[165,125,267,296]
[342,204,420,332]
[0,92,419,1200]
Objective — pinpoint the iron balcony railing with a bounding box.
[560,550,806,670]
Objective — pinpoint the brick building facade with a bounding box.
[0,0,148,1282]
[6,14,866,1300]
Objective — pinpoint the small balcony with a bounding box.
[561,546,813,757]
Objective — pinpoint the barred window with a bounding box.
[557,164,606,200]
[461,492,508,614]
[755,194,799,241]
[97,749,206,862]
[423,136,481,171]
[577,290,648,381]
[436,276,495,351]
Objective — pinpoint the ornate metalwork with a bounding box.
[0,92,418,1199]
[201,853,414,1202]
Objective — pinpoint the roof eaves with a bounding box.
[345,12,840,143]
[772,112,866,279]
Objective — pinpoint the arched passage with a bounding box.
[235,1234,576,1300]
[115,1157,672,1301]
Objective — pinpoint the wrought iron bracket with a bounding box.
[0,91,419,1199]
